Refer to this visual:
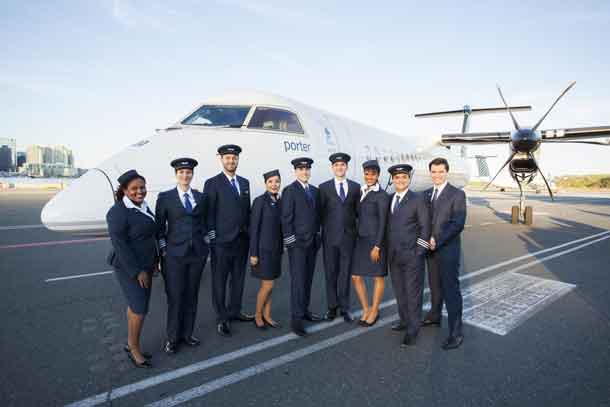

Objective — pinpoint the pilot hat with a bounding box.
[388,164,413,176]
[117,169,145,186]
[329,152,351,164]
[291,157,314,169]
[170,157,198,171]
[263,169,281,182]
[217,144,242,156]
[362,159,380,172]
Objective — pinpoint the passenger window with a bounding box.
[247,107,304,134]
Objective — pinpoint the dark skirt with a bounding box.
[114,268,152,315]
[351,237,387,277]
[251,249,282,280]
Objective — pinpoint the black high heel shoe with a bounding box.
[127,349,152,368]
[363,314,379,327]
[124,345,152,359]
[263,317,282,329]
[254,319,268,330]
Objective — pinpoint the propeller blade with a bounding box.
[529,154,555,201]
[532,81,576,131]
[496,85,521,131]
[483,151,518,191]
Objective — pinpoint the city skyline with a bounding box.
[2,1,609,176]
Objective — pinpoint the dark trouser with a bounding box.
[210,237,249,323]
[287,242,317,320]
[322,239,354,311]
[390,254,425,338]
[438,244,463,336]
[426,251,443,321]
[163,254,205,342]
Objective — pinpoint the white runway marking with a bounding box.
[64,229,610,407]
[45,271,114,282]
[0,224,44,230]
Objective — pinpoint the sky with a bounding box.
[1,0,609,176]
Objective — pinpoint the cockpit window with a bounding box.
[247,107,304,134]
[181,105,251,127]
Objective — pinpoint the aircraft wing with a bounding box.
[441,131,511,144]
[541,126,610,145]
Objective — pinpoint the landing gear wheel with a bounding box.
[524,206,533,225]
[511,206,520,224]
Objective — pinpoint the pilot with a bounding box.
[385,164,431,347]
[319,152,360,322]
[351,160,390,327]
[281,157,323,337]
[106,169,158,368]
[249,169,283,330]
[204,144,254,337]
[155,158,208,355]
[423,157,467,350]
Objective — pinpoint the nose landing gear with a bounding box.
[511,181,534,225]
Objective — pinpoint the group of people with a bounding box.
[106,143,467,369]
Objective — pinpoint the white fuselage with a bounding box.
[41,90,470,234]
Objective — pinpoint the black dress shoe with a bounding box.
[341,311,354,323]
[182,336,201,346]
[254,319,268,330]
[421,319,441,327]
[127,350,153,368]
[291,319,307,337]
[324,308,337,321]
[442,334,464,350]
[263,317,282,329]
[400,334,416,347]
[217,321,232,337]
[391,321,407,331]
[304,312,323,322]
[124,345,152,359]
[233,312,255,322]
[163,340,178,355]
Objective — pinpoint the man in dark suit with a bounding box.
[423,157,467,350]
[386,164,431,347]
[281,157,323,337]
[319,152,360,322]
[156,158,209,354]
[204,144,253,337]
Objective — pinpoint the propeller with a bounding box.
[483,151,518,191]
[529,153,555,201]
[532,81,576,131]
[496,85,521,131]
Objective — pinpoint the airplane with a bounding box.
[42,89,498,235]
[417,81,610,225]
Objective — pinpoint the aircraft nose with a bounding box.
[41,169,115,234]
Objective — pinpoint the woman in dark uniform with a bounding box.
[106,170,158,368]
[351,160,389,327]
[249,169,283,330]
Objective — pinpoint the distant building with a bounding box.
[24,144,77,177]
[0,137,17,171]
[16,151,26,169]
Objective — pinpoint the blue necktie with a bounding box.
[305,185,313,204]
[393,194,401,213]
[184,193,193,214]
[231,178,240,197]
[339,182,346,202]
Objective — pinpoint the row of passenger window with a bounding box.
[181,105,304,134]
[364,146,426,166]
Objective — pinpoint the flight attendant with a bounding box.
[386,164,431,347]
[204,144,253,338]
[249,169,283,330]
[281,157,323,337]
[106,169,157,368]
[351,160,389,327]
[155,158,208,355]
[319,153,360,322]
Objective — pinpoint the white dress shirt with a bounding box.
[122,196,155,221]
[334,178,349,198]
[176,186,197,209]
[360,182,380,202]
[391,189,408,213]
[224,172,240,195]
[431,181,448,201]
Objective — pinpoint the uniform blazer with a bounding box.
[386,189,431,264]
[425,183,467,252]
[249,192,283,257]
[319,179,360,246]
[155,188,209,258]
[204,173,251,244]
[106,200,158,279]
[281,180,321,248]
[356,187,389,248]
